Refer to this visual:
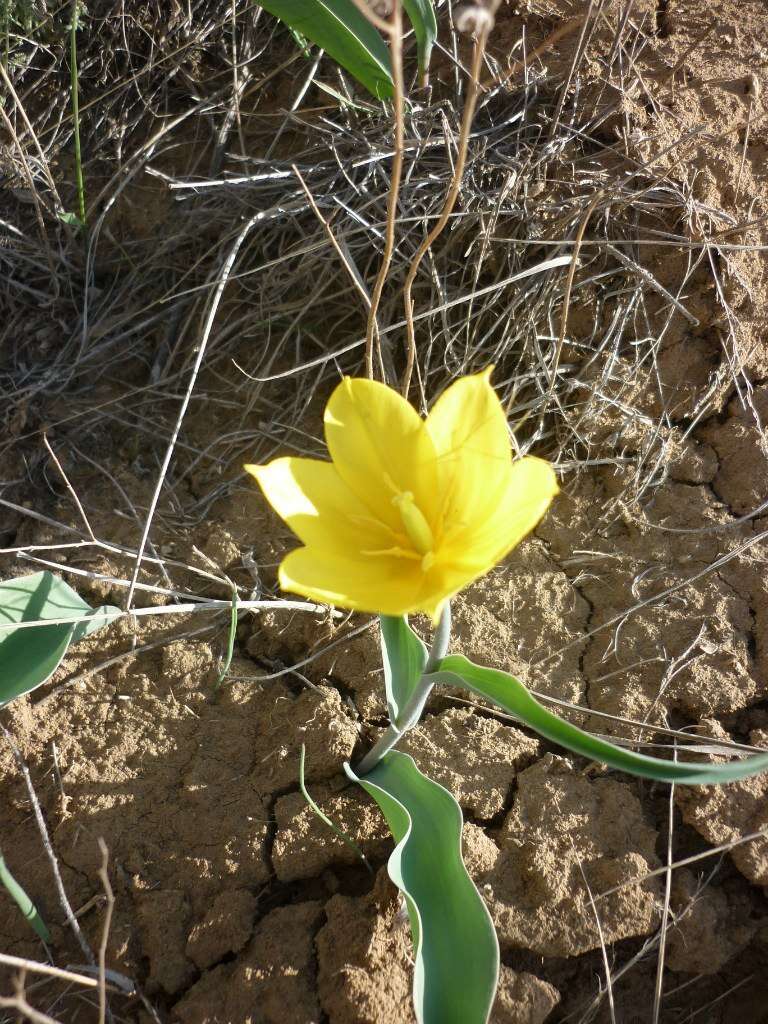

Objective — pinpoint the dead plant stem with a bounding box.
[96,840,115,1024]
[1,727,96,966]
[546,193,601,401]
[43,434,96,541]
[0,955,99,990]
[69,0,86,224]
[124,211,262,611]
[293,165,372,314]
[0,973,62,1024]
[401,7,499,396]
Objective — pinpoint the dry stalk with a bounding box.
[546,193,603,401]
[0,101,58,282]
[0,973,62,1024]
[292,166,372,317]
[0,61,63,209]
[124,210,263,611]
[546,0,600,142]
[734,74,759,202]
[482,16,585,91]
[1,727,96,967]
[401,1,501,396]
[651,758,676,1024]
[0,955,99,990]
[96,840,115,1024]
[42,435,96,542]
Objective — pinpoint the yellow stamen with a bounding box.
[362,546,422,561]
[347,513,398,538]
[392,491,434,556]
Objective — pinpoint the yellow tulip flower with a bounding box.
[245,369,558,620]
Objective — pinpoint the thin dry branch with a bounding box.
[96,840,115,1024]
[401,3,501,396]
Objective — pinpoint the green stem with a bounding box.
[0,849,51,943]
[70,0,85,224]
[355,604,451,776]
[424,602,452,674]
[213,588,238,691]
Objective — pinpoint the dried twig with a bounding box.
[364,0,405,382]
[42,435,96,542]
[0,954,98,990]
[0,972,62,1024]
[1,728,95,967]
[401,3,501,396]
[96,840,115,1024]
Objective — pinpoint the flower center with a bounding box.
[392,492,434,557]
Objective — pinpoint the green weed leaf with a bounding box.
[0,571,120,707]
[430,655,768,785]
[0,851,51,942]
[347,751,499,1024]
[380,615,428,725]
[258,0,393,98]
[402,0,437,76]
[299,744,372,870]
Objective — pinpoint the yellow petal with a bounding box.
[245,457,391,556]
[413,563,470,623]
[324,377,438,529]
[425,368,511,533]
[437,456,559,581]
[278,546,424,616]
[469,456,558,563]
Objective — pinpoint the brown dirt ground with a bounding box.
[3,1,768,1022]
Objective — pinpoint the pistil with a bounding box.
[392,491,434,558]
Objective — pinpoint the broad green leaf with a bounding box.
[258,0,393,98]
[402,0,437,76]
[380,615,428,726]
[0,851,51,942]
[347,751,499,1024]
[0,571,120,707]
[430,655,768,785]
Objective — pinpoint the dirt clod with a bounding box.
[272,784,390,882]
[485,755,660,957]
[492,966,561,1024]
[174,902,323,1023]
[185,889,258,971]
[399,708,540,819]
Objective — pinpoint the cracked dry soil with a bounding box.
[3,0,768,1022]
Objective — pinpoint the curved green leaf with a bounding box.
[402,0,437,76]
[0,571,120,707]
[380,615,428,726]
[258,0,393,98]
[429,655,768,785]
[0,851,50,942]
[346,751,499,1024]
